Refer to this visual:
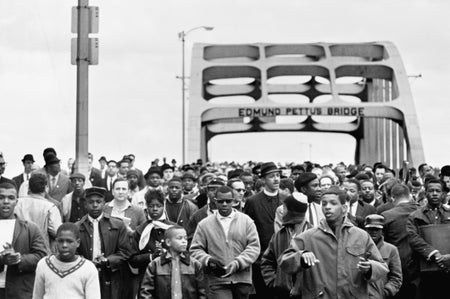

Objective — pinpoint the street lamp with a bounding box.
[178,26,214,165]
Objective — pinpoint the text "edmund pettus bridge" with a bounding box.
[237,106,365,117]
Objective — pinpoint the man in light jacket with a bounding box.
[280,186,389,299]
[190,186,260,298]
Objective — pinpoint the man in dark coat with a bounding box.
[12,154,34,191]
[407,178,450,299]
[0,182,47,299]
[244,162,287,298]
[382,183,420,299]
[76,187,131,299]
[342,178,376,228]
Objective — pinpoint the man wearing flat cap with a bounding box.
[364,214,402,299]
[12,154,34,190]
[244,162,287,298]
[76,186,131,299]
[61,172,88,222]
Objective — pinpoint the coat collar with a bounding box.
[318,216,354,234]
[79,213,120,229]
[160,251,191,266]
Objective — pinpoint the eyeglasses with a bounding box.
[216,199,233,204]
[235,188,246,193]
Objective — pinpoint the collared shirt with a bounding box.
[350,201,358,217]
[216,210,236,240]
[107,200,131,218]
[88,214,103,260]
[106,175,117,191]
[49,173,60,191]
[23,172,30,183]
[306,201,324,227]
[171,255,182,299]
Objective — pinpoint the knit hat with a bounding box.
[294,173,317,192]
[282,192,308,225]
[127,169,139,178]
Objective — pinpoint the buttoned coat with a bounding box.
[243,191,286,254]
[76,214,131,299]
[406,204,450,262]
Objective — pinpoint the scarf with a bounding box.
[139,214,172,250]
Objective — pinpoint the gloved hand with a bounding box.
[207,258,226,277]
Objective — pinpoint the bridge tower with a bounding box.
[187,42,425,169]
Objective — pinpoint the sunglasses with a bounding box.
[235,188,246,193]
[216,199,233,204]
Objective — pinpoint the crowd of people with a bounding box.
[0,147,449,299]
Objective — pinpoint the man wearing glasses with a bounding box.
[191,186,260,298]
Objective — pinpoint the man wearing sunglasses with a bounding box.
[191,186,260,298]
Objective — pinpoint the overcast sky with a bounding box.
[1,0,449,175]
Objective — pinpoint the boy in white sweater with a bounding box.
[33,223,100,299]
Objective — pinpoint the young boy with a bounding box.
[140,226,205,299]
[33,223,100,299]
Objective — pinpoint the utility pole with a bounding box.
[71,0,98,176]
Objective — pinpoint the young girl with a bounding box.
[129,189,173,297]
[32,223,100,299]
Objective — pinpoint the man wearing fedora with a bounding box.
[12,154,34,191]
[244,162,287,298]
[364,214,402,299]
[44,154,71,202]
[261,192,311,299]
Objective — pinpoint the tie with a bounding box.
[26,173,29,180]
[109,178,113,191]
[51,177,56,191]
[92,219,101,260]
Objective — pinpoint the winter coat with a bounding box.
[261,221,310,292]
[369,238,403,298]
[1,218,48,299]
[280,218,389,299]
[76,214,131,299]
[139,252,205,299]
